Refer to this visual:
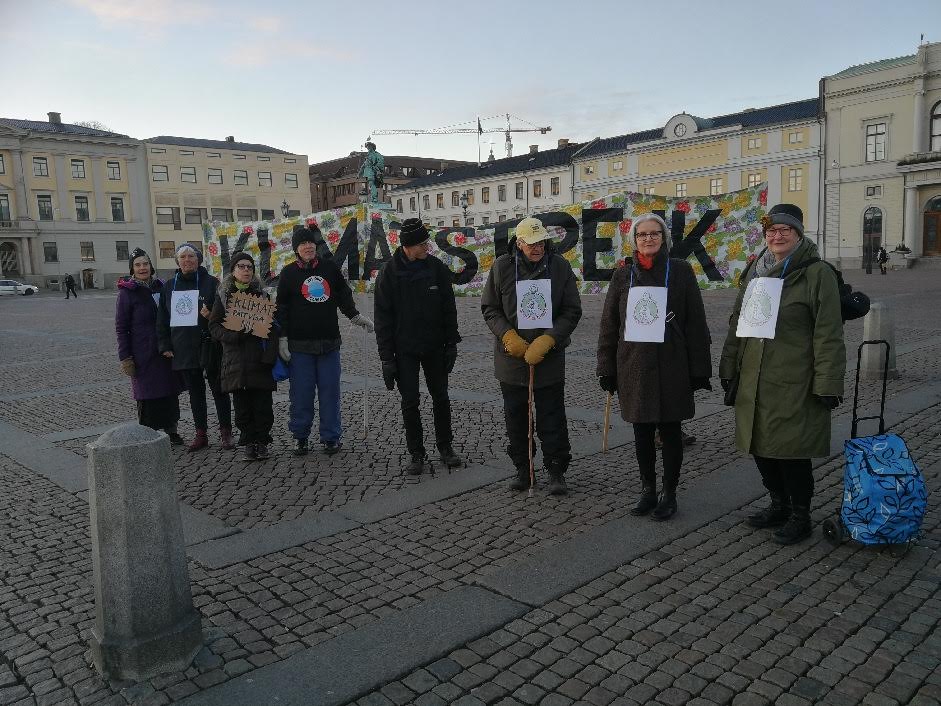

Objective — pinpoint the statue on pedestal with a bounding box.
[359,141,385,203]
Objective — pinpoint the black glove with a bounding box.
[816,394,842,410]
[444,344,457,374]
[720,378,732,393]
[381,359,397,391]
[599,375,617,394]
[691,377,713,392]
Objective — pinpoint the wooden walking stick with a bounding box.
[602,392,613,453]
[527,364,535,498]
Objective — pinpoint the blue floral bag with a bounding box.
[272,357,290,383]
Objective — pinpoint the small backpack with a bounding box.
[786,257,870,322]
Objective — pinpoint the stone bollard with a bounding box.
[860,301,899,380]
[87,423,202,681]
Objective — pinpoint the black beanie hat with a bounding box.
[229,251,255,273]
[767,203,804,238]
[400,218,430,247]
[175,242,204,265]
[129,248,155,276]
[292,226,316,253]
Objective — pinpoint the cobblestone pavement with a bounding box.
[0,268,939,706]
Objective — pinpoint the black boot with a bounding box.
[509,465,530,491]
[773,505,813,545]
[547,460,568,496]
[630,484,658,516]
[405,452,427,476]
[439,445,462,468]
[242,443,258,461]
[255,443,269,460]
[746,493,791,528]
[293,438,308,456]
[651,491,677,520]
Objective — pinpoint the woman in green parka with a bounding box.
[719,204,845,546]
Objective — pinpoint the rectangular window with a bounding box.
[452,218,460,227]
[43,241,58,262]
[74,196,90,221]
[285,173,298,188]
[159,240,176,259]
[284,158,296,164]
[709,178,723,196]
[151,165,169,182]
[37,195,53,220]
[150,147,166,154]
[643,187,655,195]
[0,194,9,222]
[437,220,445,226]
[466,217,474,226]
[111,197,125,222]
[184,207,207,224]
[498,185,506,202]
[866,185,883,197]
[788,131,803,144]
[236,208,257,221]
[481,187,490,204]
[747,172,762,187]
[452,191,460,207]
[233,154,246,160]
[466,189,474,206]
[498,214,507,222]
[747,137,761,149]
[396,199,403,213]
[0,154,5,174]
[423,195,430,209]
[70,159,86,178]
[409,197,416,211]
[233,170,249,186]
[675,183,687,197]
[583,165,594,176]
[208,168,223,184]
[156,206,182,229]
[107,161,121,179]
[179,150,194,156]
[80,241,95,261]
[260,209,275,220]
[115,241,129,261]
[788,167,803,192]
[612,160,624,170]
[482,215,490,225]
[33,157,49,177]
[211,208,233,222]
[436,193,444,208]
[866,123,886,162]
[515,182,523,199]
[258,171,272,187]
[257,156,270,162]
[180,166,197,183]
[533,180,542,197]
[551,177,560,196]
[207,152,221,158]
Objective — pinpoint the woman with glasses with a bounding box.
[719,204,845,545]
[597,214,712,520]
[209,253,280,461]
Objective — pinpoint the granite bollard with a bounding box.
[87,423,202,680]
[860,301,899,380]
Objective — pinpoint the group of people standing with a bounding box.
[115,202,845,546]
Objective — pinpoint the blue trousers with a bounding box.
[288,349,342,443]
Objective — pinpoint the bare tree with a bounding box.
[74,120,114,131]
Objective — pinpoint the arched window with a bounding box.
[926,195,941,213]
[863,206,883,260]
[932,101,941,152]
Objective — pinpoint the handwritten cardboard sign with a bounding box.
[222,291,276,339]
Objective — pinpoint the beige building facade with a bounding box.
[823,41,941,267]
[0,113,151,289]
[144,136,310,274]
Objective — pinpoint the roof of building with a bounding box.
[392,141,586,190]
[0,118,130,138]
[579,98,820,159]
[827,54,916,79]
[146,135,293,155]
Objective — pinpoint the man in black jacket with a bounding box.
[374,219,462,474]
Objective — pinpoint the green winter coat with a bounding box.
[719,239,845,459]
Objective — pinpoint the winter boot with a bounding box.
[220,427,235,450]
[187,429,209,452]
[405,453,427,476]
[242,443,258,461]
[746,493,791,529]
[167,429,184,446]
[630,484,658,516]
[255,443,270,460]
[509,465,531,491]
[651,491,677,520]
[293,438,308,456]
[773,505,813,545]
[439,445,462,468]
[547,460,569,496]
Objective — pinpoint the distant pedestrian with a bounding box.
[64,273,78,299]
[209,253,278,461]
[482,217,582,495]
[115,249,185,443]
[877,246,889,275]
[374,218,462,475]
[597,214,713,521]
[275,227,374,456]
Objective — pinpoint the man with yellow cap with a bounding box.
[482,217,582,494]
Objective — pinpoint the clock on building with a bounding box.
[674,123,687,137]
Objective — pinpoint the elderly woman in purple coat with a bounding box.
[116,248,185,443]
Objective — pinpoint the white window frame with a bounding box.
[747,137,761,150]
[107,161,121,180]
[788,167,803,192]
[70,159,86,179]
[865,122,887,162]
[747,173,762,188]
[709,178,722,196]
[151,165,169,182]
[675,183,687,198]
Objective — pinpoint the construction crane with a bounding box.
[371,114,551,159]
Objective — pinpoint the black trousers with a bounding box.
[233,389,274,444]
[137,396,180,433]
[397,349,452,455]
[500,381,571,469]
[65,285,77,298]
[183,368,232,431]
[753,455,814,507]
[632,421,682,491]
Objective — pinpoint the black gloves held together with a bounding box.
[816,395,843,410]
[720,378,732,393]
[381,359,397,391]
[599,375,617,394]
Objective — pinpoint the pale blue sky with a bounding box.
[3,0,940,163]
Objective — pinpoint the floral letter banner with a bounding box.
[202,184,768,295]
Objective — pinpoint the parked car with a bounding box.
[0,279,40,295]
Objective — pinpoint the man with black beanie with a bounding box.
[374,218,462,474]
[276,226,374,456]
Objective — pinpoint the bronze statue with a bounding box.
[359,141,385,203]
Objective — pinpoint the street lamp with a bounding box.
[459,191,469,225]
[280,200,290,218]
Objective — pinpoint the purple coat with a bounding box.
[115,277,185,401]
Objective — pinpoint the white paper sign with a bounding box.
[170,289,199,327]
[624,286,668,342]
[736,277,784,339]
[516,279,553,330]
[152,292,161,307]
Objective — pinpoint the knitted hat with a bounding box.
[515,217,549,245]
[292,226,317,253]
[400,218,430,247]
[229,251,255,273]
[766,203,804,238]
[129,247,154,276]
[175,243,203,264]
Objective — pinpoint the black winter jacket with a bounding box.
[275,257,358,342]
[156,266,220,371]
[373,249,460,361]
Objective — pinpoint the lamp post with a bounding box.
[280,200,290,218]
[459,191,469,226]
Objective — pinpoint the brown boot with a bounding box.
[220,427,235,450]
[187,429,209,452]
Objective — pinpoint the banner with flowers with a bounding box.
[202,184,767,295]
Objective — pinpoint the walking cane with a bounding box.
[527,364,535,498]
[602,392,613,453]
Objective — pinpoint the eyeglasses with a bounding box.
[765,226,794,236]
[636,232,663,241]
[234,263,255,270]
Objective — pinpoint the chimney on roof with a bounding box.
[529,145,539,154]
[557,138,569,148]
[225,136,235,142]
[48,112,62,125]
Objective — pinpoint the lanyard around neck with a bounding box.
[629,257,670,289]
[172,269,200,296]
[514,250,548,282]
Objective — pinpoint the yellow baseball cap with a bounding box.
[515,217,549,244]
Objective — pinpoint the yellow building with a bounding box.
[143,136,310,274]
[0,113,151,289]
[573,99,822,242]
